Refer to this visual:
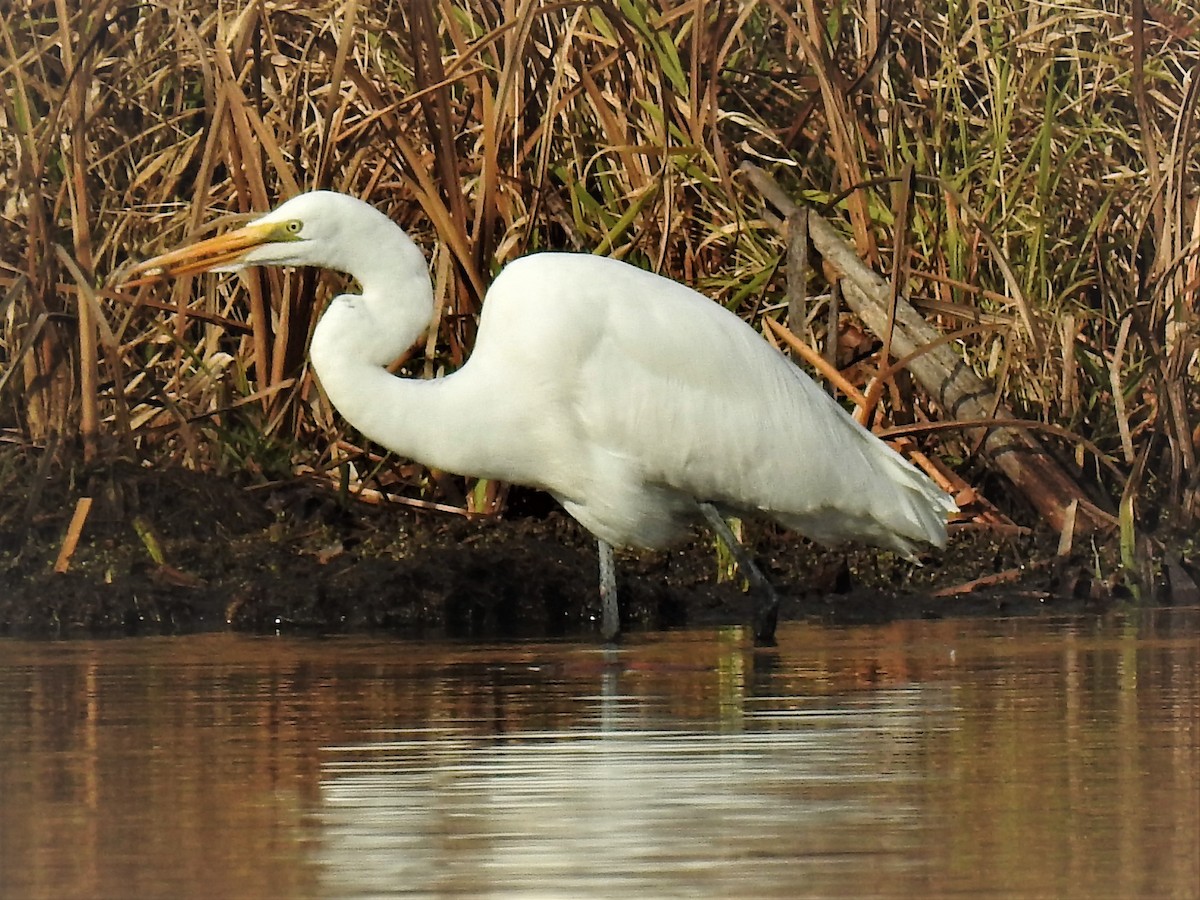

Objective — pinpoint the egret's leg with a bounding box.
[698,502,780,645]
[598,539,620,642]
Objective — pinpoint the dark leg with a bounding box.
[698,503,780,644]
[598,539,620,642]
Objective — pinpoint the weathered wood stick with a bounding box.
[741,162,1111,534]
[54,497,93,574]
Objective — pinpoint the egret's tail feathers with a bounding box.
[867,450,957,558]
[774,448,957,559]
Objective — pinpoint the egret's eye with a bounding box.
[285,219,302,234]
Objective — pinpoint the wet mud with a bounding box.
[0,459,1144,640]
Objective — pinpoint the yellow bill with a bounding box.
[122,219,299,287]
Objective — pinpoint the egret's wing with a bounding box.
[481,254,953,554]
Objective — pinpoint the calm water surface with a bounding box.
[1,610,1197,899]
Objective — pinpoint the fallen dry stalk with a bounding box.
[931,558,1052,598]
[763,317,867,408]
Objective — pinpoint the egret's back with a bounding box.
[472,253,955,555]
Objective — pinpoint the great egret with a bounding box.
[125,191,956,642]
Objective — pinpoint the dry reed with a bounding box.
[0,0,1197,556]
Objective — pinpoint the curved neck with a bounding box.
[335,223,434,368]
[306,227,508,479]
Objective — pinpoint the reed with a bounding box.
[0,0,1196,550]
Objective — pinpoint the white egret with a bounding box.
[125,191,956,642]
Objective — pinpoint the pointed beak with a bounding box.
[122,221,281,287]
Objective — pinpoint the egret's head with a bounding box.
[122,191,384,286]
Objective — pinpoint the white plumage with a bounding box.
[127,191,957,642]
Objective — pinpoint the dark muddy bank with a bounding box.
[0,460,1142,640]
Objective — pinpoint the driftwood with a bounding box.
[741,163,1111,535]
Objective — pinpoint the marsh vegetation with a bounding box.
[2,1,1198,631]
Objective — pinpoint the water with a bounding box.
[1,610,1197,899]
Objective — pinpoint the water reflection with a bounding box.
[315,684,948,897]
[0,610,1197,899]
